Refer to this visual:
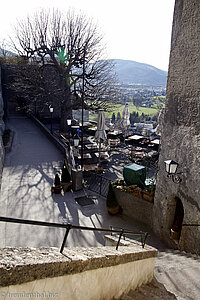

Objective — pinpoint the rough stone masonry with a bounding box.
[0,66,5,180]
[153,0,200,254]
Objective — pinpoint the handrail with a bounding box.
[182,223,200,226]
[0,216,149,253]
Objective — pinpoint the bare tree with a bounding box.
[9,8,117,130]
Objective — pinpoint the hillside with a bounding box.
[0,49,167,87]
[112,59,167,87]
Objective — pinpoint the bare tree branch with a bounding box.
[6,8,117,129]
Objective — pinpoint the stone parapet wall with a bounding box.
[0,66,5,184]
[29,114,72,168]
[0,246,157,300]
[114,188,153,228]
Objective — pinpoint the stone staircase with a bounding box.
[117,278,176,299]
[106,234,200,300]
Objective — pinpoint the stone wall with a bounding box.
[114,188,153,228]
[0,246,157,300]
[0,66,5,183]
[153,0,200,254]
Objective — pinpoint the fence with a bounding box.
[83,171,110,197]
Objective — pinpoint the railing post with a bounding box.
[116,229,124,250]
[100,175,102,195]
[60,224,72,253]
[141,232,148,248]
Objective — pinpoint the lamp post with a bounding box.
[73,133,80,170]
[71,133,83,191]
[73,133,80,148]
[67,119,72,142]
[81,45,86,169]
[164,160,181,183]
[49,106,54,134]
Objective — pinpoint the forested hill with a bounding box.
[112,59,167,87]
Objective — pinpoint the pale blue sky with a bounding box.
[1,0,175,71]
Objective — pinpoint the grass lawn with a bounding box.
[89,103,159,120]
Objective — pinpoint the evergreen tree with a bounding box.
[117,112,121,122]
[61,160,71,183]
[106,182,118,208]
[111,112,116,124]
[54,174,61,186]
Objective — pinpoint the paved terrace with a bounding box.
[0,116,151,248]
[0,116,200,300]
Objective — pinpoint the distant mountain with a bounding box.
[111,59,167,87]
[0,48,16,56]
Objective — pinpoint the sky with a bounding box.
[0,0,175,71]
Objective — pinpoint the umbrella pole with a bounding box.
[99,140,101,165]
[124,128,126,144]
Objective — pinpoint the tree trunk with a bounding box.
[58,69,73,132]
[60,104,71,131]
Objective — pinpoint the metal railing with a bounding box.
[0,216,149,253]
[182,223,200,227]
[83,171,110,197]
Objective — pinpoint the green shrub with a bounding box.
[54,174,61,186]
[61,160,71,183]
[2,129,11,146]
[106,182,118,208]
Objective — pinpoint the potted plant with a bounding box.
[170,227,180,240]
[51,173,62,194]
[142,180,155,202]
[170,219,181,240]
[61,160,72,192]
[106,182,122,215]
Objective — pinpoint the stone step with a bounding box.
[116,278,176,300]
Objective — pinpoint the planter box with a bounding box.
[106,205,121,215]
[142,191,154,203]
[62,182,72,193]
[51,186,62,194]
[123,186,143,198]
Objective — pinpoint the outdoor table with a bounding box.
[134,151,146,158]
[88,127,97,131]
[108,130,122,136]
[126,135,144,141]
[85,143,98,149]
[83,164,98,171]
[108,138,120,147]
[71,125,80,130]
[78,153,92,159]
[94,152,109,159]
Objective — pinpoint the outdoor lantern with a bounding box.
[73,134,80,147]
[67,119,71,126]
[49,106,54,113]
[164,160,178,174]
[49,105,54,134]
[164,160,181,183]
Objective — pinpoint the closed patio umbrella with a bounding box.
[121,103,130,142]
[95,109,107,163]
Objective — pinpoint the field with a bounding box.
[89,103,159,121]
